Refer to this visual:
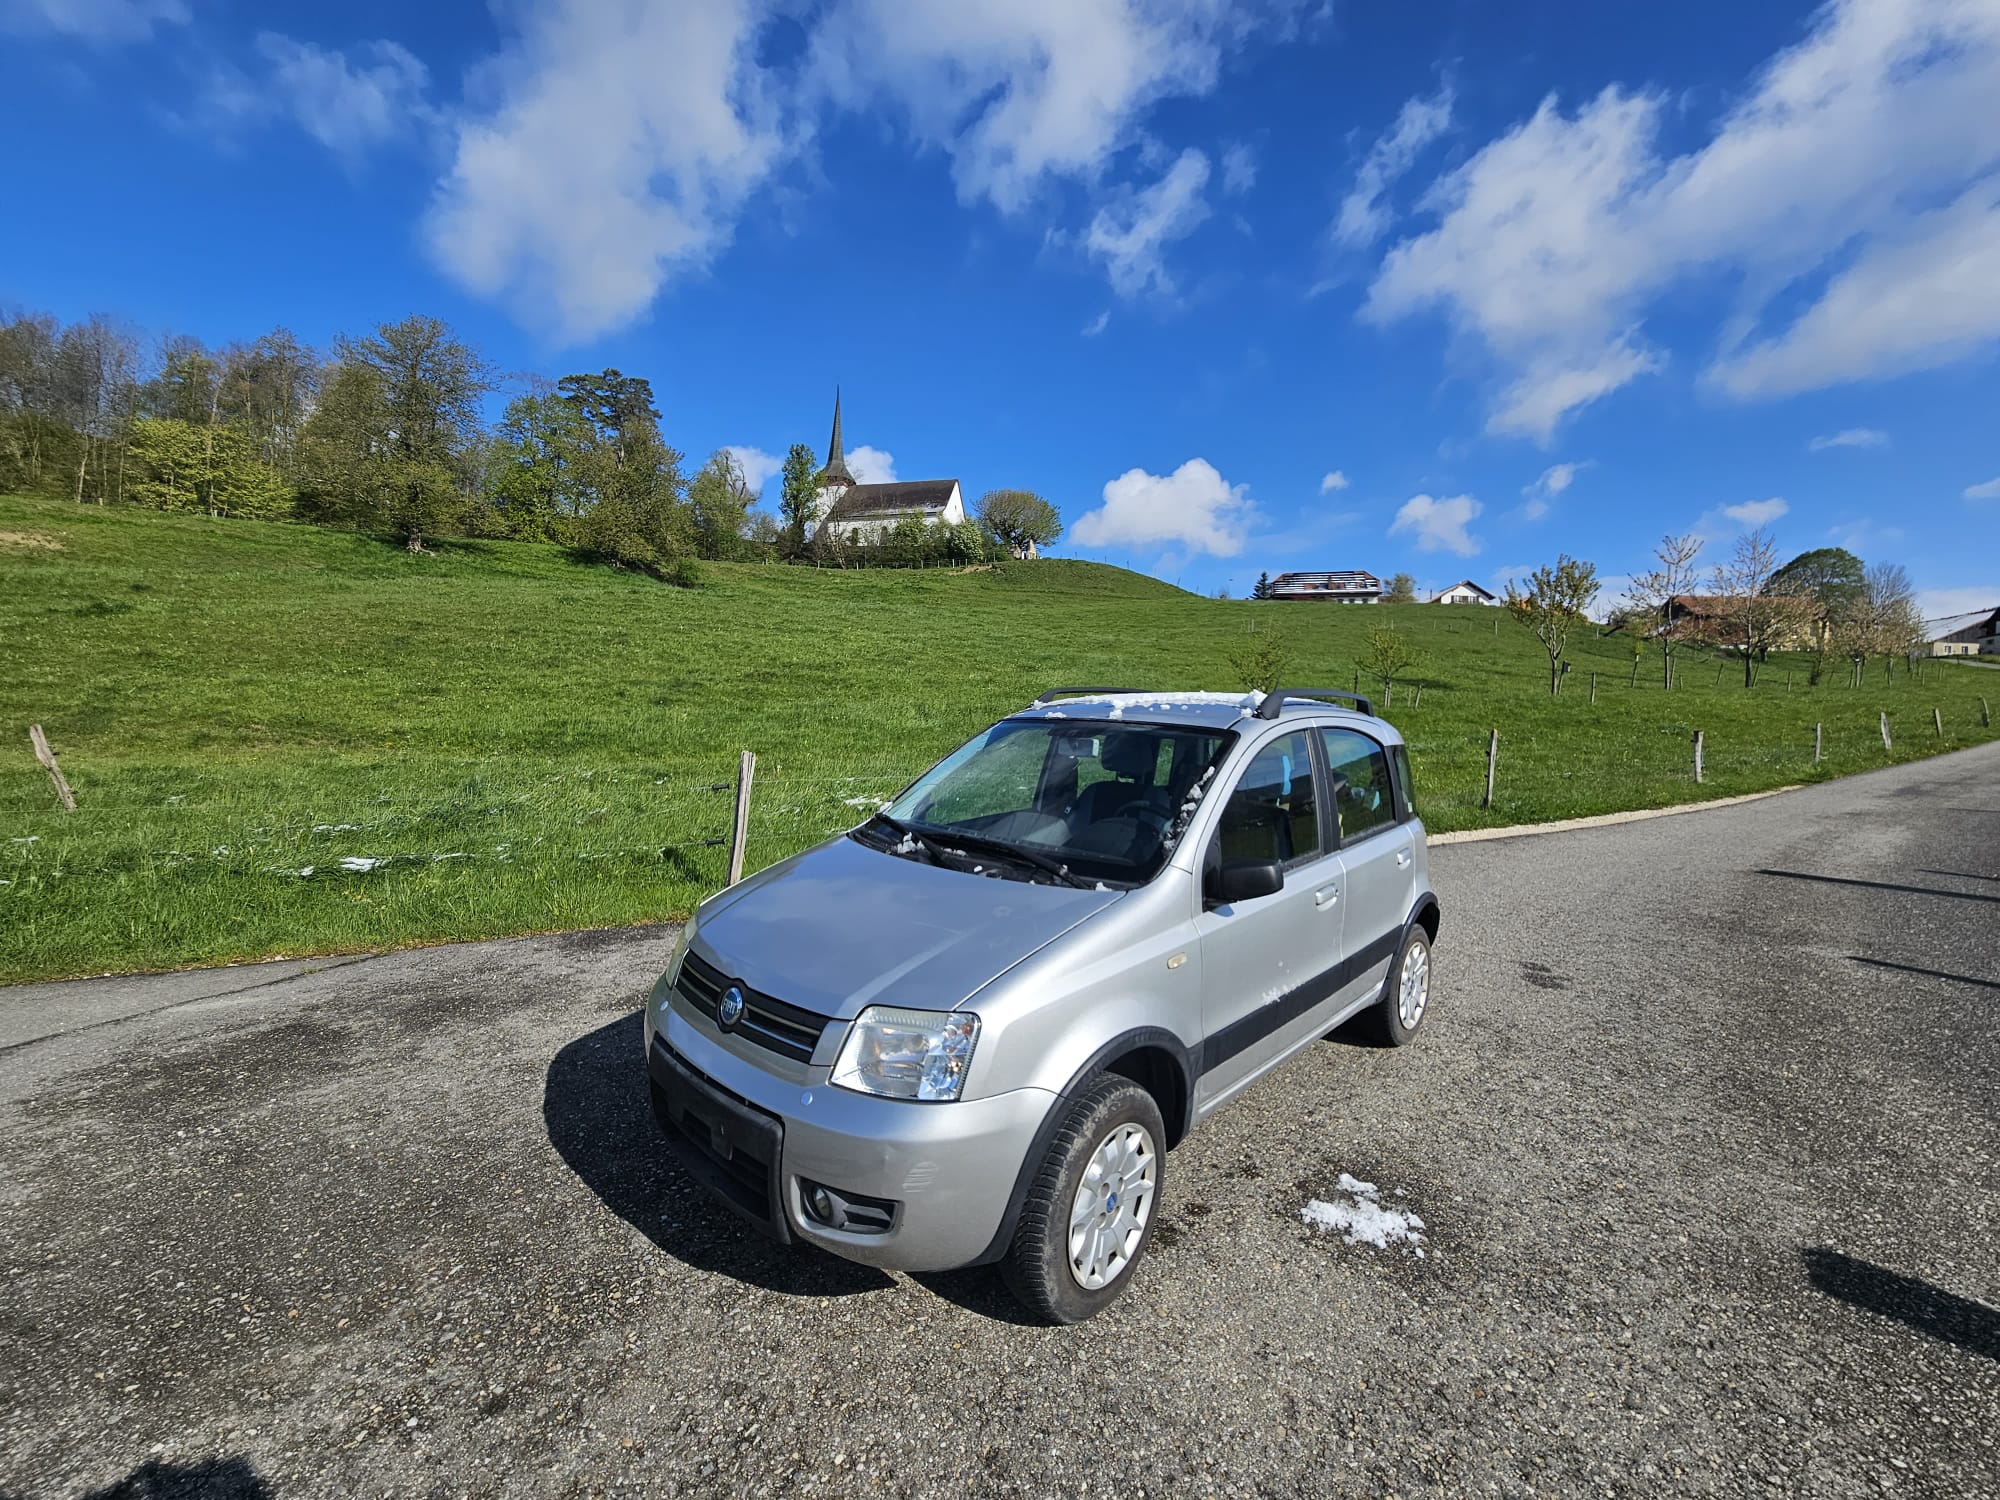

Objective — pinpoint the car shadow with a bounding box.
[1802,1247,1999,1361]
[543,1012,891,1298]
[71,1456,272,1499]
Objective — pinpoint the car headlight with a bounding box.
[830,1007,981,1102]
[664,918,696,988]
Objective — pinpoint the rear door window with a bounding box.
[1318,729,1396,844]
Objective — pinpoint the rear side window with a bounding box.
[1318,729,1396,843]
[1391,743,1417,823]
[1214,731,1320,867]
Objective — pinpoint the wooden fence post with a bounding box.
[1693,729,1704,784]
[1879,712,1892,751]
[1589,673,1598,705]
[28,725,76,813]
[1982,696,1992,727]
[1715,659,1725,686]
[1933,707,1943,738]
[1413,683,1423,709]
[1630,655,1640,687]
[726,750,756,885]
[1813,722,1822,765]
[1482,729,1498,810]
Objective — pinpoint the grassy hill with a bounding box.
[3,492,1994,981]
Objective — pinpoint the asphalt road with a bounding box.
[3,745,1996,1499]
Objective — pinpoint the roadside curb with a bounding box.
[1430,785,1802,845]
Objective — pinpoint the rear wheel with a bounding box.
[1000,1077,1165,1324]
[1367,925,1432,1046]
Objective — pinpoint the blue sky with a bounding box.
[4,0,1997,615]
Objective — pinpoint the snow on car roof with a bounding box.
[1012,690,1389,731]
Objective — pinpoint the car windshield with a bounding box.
[853,718,1235,888]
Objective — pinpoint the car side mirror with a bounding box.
[1206,858,1284,906]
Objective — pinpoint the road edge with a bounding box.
[1429,785,1802,845]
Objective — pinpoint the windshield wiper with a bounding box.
[867,813,1093,889]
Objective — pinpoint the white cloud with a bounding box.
[1965,476,2000,500]
[1319,470,1350,493]
[2,0,185,42]
[1221,141,1257,196]
[1390,494,1482,556]
[252,35,431,157]
[846,445,897,484]
[1723,497,1789,527]
[1365,0,2000,437]
[1514,498,1550,523]
[1072,457,1255,557]
[1333,82,1453,248]
[724,445,783,493]
[1526,461,1582,498]
[1807,427,1888,452]
[811,0,1266,217]
[1084,148,1212,299]
[1917,586,2000,619]
[425,0,785,342]
[1082,309,1110,337]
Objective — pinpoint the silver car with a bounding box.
[643,687,1440,1322]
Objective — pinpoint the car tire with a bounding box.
[1367,924,1433,1047]
[1000,1076,1167,1325]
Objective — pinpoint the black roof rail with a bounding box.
[1028,686,1147,707]
[1255,687,1376,719]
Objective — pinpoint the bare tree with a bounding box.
[1505,555,1600,696]
[1709,527,1812,686]
[1843,562,1923,682]
[1624,532,1703,690]
[1360,621,1425,706]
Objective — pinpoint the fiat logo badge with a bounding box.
[717,986,746,1028]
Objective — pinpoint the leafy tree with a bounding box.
[744,509,783,561]
[689,449,755,560]
[1360,621,1426,706]
[127,417,291,518]
[1624,532,1703,690]
[1251,570,1272,601]
[976,488,1062,559]
[1769,546,1865,682]
[1228,624,1291,694]
[1385,572,1417,604]
[217,329,319,482]
[489,389,591,540]
[778,442,819,558]
[1505,555,1600,696]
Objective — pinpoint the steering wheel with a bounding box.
[1110,798,1173,834]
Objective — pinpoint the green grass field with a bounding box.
[3,491,1994,982]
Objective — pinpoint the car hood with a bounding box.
[691,834,1120,1019]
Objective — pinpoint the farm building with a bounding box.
[810,391,966,543]
[1432,579,1497,605]
[1269,570,1382,603]
[1662,594,1816,650]
[1924,606,2000,656]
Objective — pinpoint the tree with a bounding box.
[1360,621,1426,707]
[1228,624,1291,694]
[1505,555,1599,696]
[1385,572,1417,605]
[975,488,1062,559]
[488,388,591,540]
[1251,570,1272,601]
[217,329,319,482]
[689,449,755,560]
[127,417,291,518]
[1709,526,1810,686]
[1624,532,1704,690]
[1841,562,1922,681]
[1769,546,1865,683]
[778,442,819,558]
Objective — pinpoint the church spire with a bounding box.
[820,387,855,487]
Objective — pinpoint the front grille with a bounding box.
[677,952,831,1064]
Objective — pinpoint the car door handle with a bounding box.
[1395,848,1412,869]
[1314,883,1340,908]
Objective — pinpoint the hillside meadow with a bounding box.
[2,492,1994,981]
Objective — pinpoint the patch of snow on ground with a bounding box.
[10,836,39,845]
[313,823,361,833]
[1302,1174,1427,1256]
[339,856,388,873]
[842,796,890,809]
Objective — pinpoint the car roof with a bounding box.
[1010,692,1401,740]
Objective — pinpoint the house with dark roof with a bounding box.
[1432,579,1497,605]
[810,391,967,543]
[1268,570,1382,603]
[1925,606,2000,656]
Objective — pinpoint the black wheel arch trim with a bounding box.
[966,1025,1197,1267]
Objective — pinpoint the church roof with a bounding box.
[818,388,855,486]
[826,480,960,521]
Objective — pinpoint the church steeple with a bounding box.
[819,387,855,487]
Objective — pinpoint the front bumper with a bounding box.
[649,1004,1055,1272]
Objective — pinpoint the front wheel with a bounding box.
[1367,925,1433,1046]
[1000,1077,1166,1324]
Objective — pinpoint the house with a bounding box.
[1663,594,1816,650]
[1432,579,1497,605]
[810,391,966,542]
[1925,606,2000,656]
[1269,570,1382,604]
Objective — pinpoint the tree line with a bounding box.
[0,308,1061,583]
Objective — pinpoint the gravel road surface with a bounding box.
[3,745,1996,1499]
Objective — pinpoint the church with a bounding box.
[810,391,967,542]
